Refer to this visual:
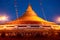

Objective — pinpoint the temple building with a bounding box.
[0,4,59,37]
[5,4,56,26]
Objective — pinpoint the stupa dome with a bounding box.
[18,4,46,22]
[5,4,56,26]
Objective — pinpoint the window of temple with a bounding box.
[6,26,14,27]
[31,25,40,27]
[43,26,51,27]
[18,25,26,27]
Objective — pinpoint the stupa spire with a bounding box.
[26,4,33,11]
[23,4,38,16]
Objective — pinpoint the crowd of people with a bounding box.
[0,30,60,40]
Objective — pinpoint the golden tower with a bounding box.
[5,4,56,26]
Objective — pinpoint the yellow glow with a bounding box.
[52,25,60,30]
[0,16,8,21]
[55,17,60,23]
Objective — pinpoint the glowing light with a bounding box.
[55,17,60,23]
[51,25,60,30]
[0,16,9,22]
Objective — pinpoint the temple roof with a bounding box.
[18,4,46,21]
[5,4,56,25]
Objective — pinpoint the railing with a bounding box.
[0,24,52,30]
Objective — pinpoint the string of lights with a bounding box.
[39,0,47,20]
[14,0,18,19]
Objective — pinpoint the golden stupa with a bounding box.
[5,4,56,26]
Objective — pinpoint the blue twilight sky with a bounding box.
[0,0,60,23]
